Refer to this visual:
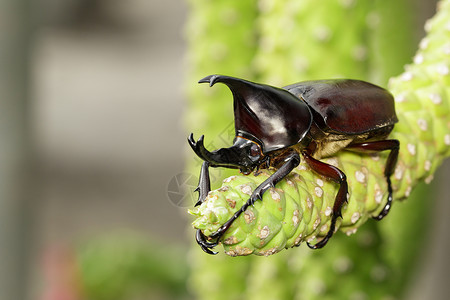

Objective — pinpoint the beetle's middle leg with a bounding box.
[302,151,348,249]
[198,152,300,255]
[346,139,400,220]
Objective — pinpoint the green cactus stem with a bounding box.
[189,0,450,256]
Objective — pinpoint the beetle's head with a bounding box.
[189,74,312,172]
[188,134,264,174]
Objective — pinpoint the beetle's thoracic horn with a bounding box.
[199,75,313,153]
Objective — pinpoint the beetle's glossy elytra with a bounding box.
[284,79,398,134]
[189,75,400,254]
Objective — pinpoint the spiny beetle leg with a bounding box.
[194,161,211,206]
[302,151,348,250]
[196,229,218,255]
[346,139,399,220]
[198,152,300,255]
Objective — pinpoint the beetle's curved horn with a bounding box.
[188,134,245,169]
[198,75,313,153]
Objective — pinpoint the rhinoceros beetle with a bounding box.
[188,75,399,254]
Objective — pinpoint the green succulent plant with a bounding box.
[189,0,449,257]
[186,0,448,299]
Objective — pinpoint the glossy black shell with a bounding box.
[284,79,398,134]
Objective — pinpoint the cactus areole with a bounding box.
[188,75,399,254]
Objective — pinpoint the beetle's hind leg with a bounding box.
[302,151,349,249]
[346,139,400,220]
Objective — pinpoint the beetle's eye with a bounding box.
[250,143,260,157]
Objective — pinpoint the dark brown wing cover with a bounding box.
[284,79,398,134]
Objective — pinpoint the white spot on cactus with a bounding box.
[424,160,432,171]
[424,19,433,32]
[345,228,357,236]
[445,134,450,145]
[240,184,253,195]
[313,218,321,230]
[294,234,303,246]
[207,195,219,203]
[419,38,429,49]
[375,187,383,204]
[307,197,313,209]
[371,154,380,161]
[225,246,252,257]
[406,173,412,184]
[286,179,295,186]
[366,12,380,29]
[351,212,360,224]
[316,178,324,187]
[313,25,332,42]
[324,206,332,216]
[325,157,339,167]
[315,186,323,197]
[244,210,255,224]
[292,209,300,226]
[258,247,279,257]
[320,224,328,233]
[430,93,442,104]
[407,143,416,155]
[417,119,428,131]
[298,164,308,171]
[223,236,238,245]
[223,176,236,183]
[218,186,229,192]
[258,226,270,239]
[425,174,434,184]
[270,189,281,201]
[436,64,450,75]
[352,45,367,61]
[413,54,424,64]
[395,92,409,103]
[333,256,353,274]
[307,236,316,243]
[400,72,413,81]
[355,170,366,183]
[405,186,412,197]
[394,164,405,180]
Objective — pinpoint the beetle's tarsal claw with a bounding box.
[196,229,218,255]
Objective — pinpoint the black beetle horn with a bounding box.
[188,134,243,169]
[198,75,313,154]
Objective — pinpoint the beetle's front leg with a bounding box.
[199,152,301,255]
[302,151,348,250]
[194,161,211,207]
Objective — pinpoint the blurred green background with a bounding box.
[1,0,449,299]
